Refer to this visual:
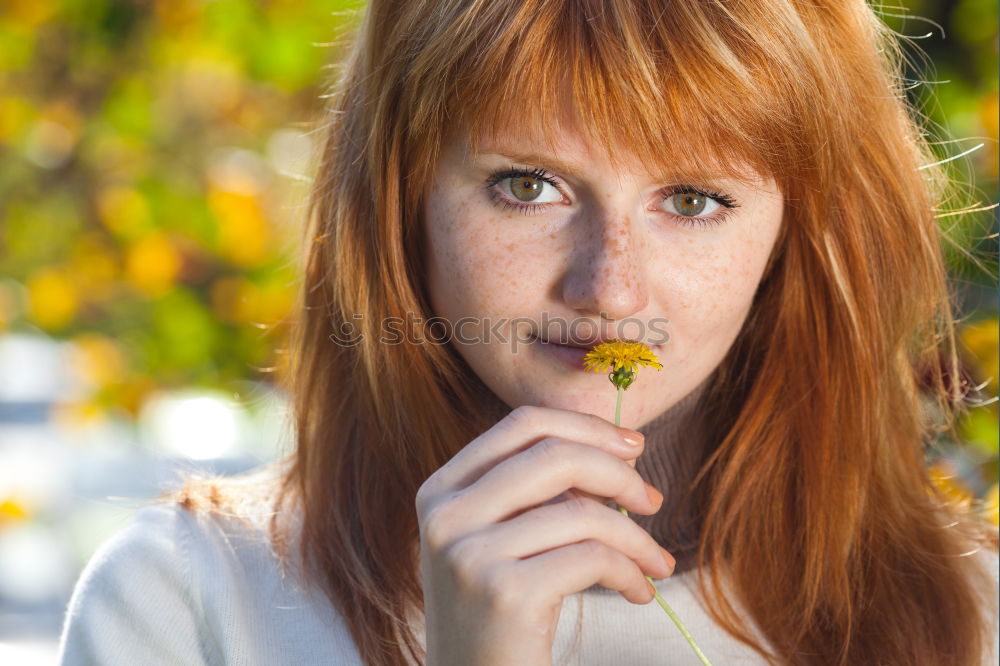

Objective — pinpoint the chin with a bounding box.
[522,390,637,419]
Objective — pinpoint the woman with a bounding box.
[58,1,998,665]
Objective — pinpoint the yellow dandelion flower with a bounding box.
[0,496,30,524]
[582,339,663,375]
[582,338,662,413]
[26,267,78,330]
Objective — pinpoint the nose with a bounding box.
[561,211,649,320]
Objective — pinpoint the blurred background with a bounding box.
[0,1,996,663]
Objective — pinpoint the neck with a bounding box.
[629,376,715,575]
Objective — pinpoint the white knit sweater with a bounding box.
[56,495,786,665]
[56,482,1000,666]
[56,385,1000,665]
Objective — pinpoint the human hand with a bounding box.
[416,405,676,665]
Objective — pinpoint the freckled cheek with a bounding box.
[425,204,547,317]
[652,247,761,339]
[715,263,760,322]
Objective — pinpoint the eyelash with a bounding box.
[483,166,740,227]
[484,167,561,216]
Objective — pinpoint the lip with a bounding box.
[530,334,592,370]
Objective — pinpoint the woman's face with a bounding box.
[422,117,784,429]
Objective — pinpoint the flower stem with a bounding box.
[615,386,623,426]
[645,577,715,665]
[613,389,713,665]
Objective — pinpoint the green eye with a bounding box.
[510,177,544,201]
[671,192,707,216]
[485,168,565,211]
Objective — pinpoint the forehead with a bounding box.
[454,79,772,191]
[450,107,775,193]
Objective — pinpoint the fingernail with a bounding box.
[660,546,676,575]
[619,429,644,447]
[645,484,664,507]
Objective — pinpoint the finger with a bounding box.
[540,484,660,511]
[462,497,676,579]
[519,539,658,606]
[428,405,644,493]
[541,487,605,508]
[453,437,659,526]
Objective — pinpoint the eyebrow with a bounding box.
[475,151,588,178]
[473,150,738,187]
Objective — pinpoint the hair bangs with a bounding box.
[443,0,807,191]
